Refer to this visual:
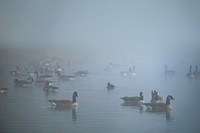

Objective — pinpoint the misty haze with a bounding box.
[0,0,200,133]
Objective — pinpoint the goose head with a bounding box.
[72,91,78,103]
[13,79,18,83]
[166,95,175,105]
[27,77,34,83]
[139,92,144,100]
[165,65,167,71]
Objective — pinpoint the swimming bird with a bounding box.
[34,71,53,80]
[48,91,78,108]
[44,81,59,91]
[186,65,195,78]
[74,70,88,76]
[9,66,22,76]
[165,65,176,75]
[107,82,115,89]
[55,65,64,73]
[143,95,175,111]
[121,92,145,106]
[28,76,55,86]
[151,90,164,103]
[193,65,200,78]
[56,71,77,81]
[13,78,33,87]
[0,88,8,94]
[120,66,136,77]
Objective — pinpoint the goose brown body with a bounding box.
[121,92,144,105]
[0,88,8,93]
[144,95,175,111]
[48,91,78,108]
[151,90,164,103]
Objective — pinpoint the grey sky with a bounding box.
[0,0,200,64]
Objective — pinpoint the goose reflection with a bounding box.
[145,109,172,122]
[166,111,171,121]
[50,106,77,122]
[72,108,77,122]
[139,105,144,114]
[44,89,57,99]
[121,102,144,114]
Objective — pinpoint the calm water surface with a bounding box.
[0,64,200,133]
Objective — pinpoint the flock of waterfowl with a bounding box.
[1,58,89,109]
[120,90,175,112]
[0,60,200,113]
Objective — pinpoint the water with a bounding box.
[0,64,200,133]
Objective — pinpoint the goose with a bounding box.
[193,65,200,78]
[34,71,53,80]
[107,82,115,89]
[28,76,55,86]
[9,66,20,76]
[13,78,33,87]
[186,65,195,78]
[151,90,164,103]
[48,91,78,108]
[44,81,59,91]
[56,71,77,81]
[55,65,64,73]
[9,70,24,76]
[43,67,56,75]
[165,65,176,75]
[120,66,136,77]
[74,70,88,76]
[104,63,115,71]
[143,95,175,111]
[121,92,145,105]
[0,88,8,94]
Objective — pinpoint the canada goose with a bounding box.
[9,70,24,76]
[143,95,175,111]
[121,92,144,106]
[107,82,115,89]
[165,65,176,75]
[9,66,20,76]
[55,65,64,73]
[44,81,59,91]
[0,88,8,94]
[151,90,164,103]
[74,70,88,76]
[186,65,194,78]
[14,78,33,87]
[194,65,200,78]
[48,91,78,108]
[104,63,115,71]
[34,71,53,80]
[56,71,77,81]
[120,66,136,77]
[28,76,55,86]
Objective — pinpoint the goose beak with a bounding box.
[171,97,175,100]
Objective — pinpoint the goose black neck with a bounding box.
[133,66,135,72]
[189,66,192,73]
[45,81,50,87]
[166,97,170,105]
[195,65,198,72]
[72,94,77,103]
[139,95,143,100]
[57,72,61,77]
[165,65,167,72]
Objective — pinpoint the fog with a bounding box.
[1,1,200,133]
[0,0,200,67]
